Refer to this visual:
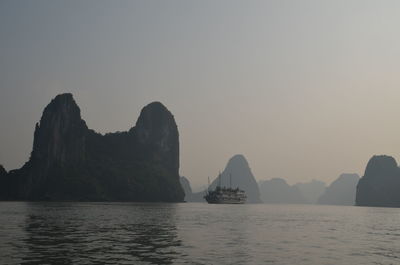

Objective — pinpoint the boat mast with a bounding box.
[230,173,232,189]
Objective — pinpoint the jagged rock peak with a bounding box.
[36,93,86,134]
[135,101,176,133]
[0,94,185,202]
[226,154,250,168]
[134,101,179,171]
[31,93,87,165]
[364,155,398,178]
[41,93,81,121]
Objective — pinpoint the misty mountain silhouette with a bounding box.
[356,155,400,207]
[185,155,261,203]
[318,173,359,205]
[207,155,261,203]
[259,178,306,204]
[180,176,193,201]
[294,180,326,204]
[0,93,184,202]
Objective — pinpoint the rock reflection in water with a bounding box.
[2,202,400,264]
[20,203,181,264]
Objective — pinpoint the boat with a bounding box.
[204,174,247,204]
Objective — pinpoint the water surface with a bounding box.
[0,202,399,264]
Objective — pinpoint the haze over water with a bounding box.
[1,1,400,264]
[1,202,399,265]
[2,1,400,188]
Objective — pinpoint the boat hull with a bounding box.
[204,187,247,204]
[206,200,245,204]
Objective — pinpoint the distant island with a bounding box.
[258,178,330,205]
[294,180,326,204]
[184,154,262,203]
[259,178,306,204]
[183,154,363,206]
[0,93,184,202]
[4,93,397,207]
[318,173,359,205]
[356,155,400,207]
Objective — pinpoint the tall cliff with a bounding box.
[318,173,359,205]
[1,93,184,202]
[356,155,400,207]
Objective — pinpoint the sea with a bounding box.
[0,202,399,265]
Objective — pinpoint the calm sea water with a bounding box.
[0,202,399,265]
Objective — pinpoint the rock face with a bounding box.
[318,174,359,205]
[32,93,87,166]
[0,165,6,198]
[259,178,306,204]
[356,155,400,207]
[180,176,193,201]
[179,176,206,202]
[1,93,184,202]
[294,180,326,204]
[208,155,261,203]
[0,165,6,177]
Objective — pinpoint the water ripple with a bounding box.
[0,203,400,264]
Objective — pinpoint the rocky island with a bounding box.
[0,93,184,202]
[187,155,261,203]
[356,155,400,207]
[318,173,359,205]
[259,178,306,204]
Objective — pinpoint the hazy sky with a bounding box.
[1,0,400,189]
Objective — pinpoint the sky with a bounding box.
[1,0,400,190]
